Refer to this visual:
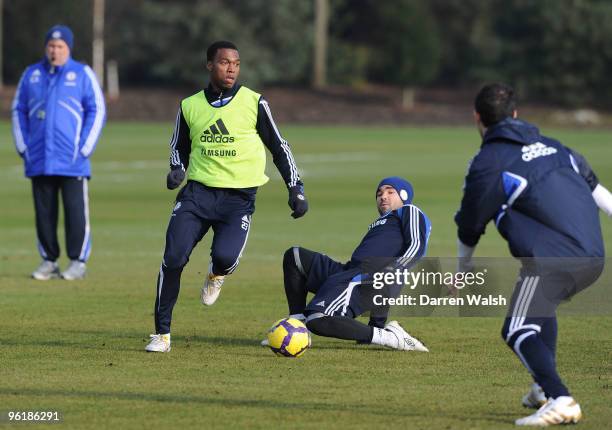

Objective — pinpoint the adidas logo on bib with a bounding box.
[200,119,235,144]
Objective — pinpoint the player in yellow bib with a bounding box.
[146,41,308,352]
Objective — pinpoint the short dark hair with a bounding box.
[474,83,516,127]
[206,41,238,62]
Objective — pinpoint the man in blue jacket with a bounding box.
[11,25,106,280]
[455,83,612,426]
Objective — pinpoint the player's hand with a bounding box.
[457,258,475,274]
[166,167,185,190]
[448,258,474,297]
[288,184,308,218]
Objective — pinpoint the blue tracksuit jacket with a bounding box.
[12,57,106,178]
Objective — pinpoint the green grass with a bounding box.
[0,122,611,429]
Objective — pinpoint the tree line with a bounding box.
[4,0,612,107]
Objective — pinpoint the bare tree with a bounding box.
[312,0,328,89]
[92,0,104,87]
[0,0,4,91]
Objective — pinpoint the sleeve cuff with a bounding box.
[457,229,480,248]
[593,184,612,217]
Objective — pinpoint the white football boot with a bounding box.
[522,383,547,409]
[32,260,60,280]
[201,263,225,306]
[61,260,87,280]
[515,396,582,426]
[145,334,171,352]
[372,320,429,352]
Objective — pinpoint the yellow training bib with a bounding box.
[181,86,269,188]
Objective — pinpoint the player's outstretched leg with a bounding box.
[301,270,428,351]
[306,315,373,342]
[306,315,428,352]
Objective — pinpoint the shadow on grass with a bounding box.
[2,331,371,352]
[0,335,259,351]
[0,337,109,350]
[0,387,514,424]
[178,335,260,347]
[0,334,290,355]
[179,335,368,351]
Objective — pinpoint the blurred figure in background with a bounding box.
[11,25,106,281]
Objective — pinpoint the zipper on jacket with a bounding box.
[218,90,224,107]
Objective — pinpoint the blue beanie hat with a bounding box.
[45,25,74,50]
[376,176,414,204]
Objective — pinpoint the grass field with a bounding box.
[1,121,611,429]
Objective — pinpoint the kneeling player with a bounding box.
[267,177,431,351]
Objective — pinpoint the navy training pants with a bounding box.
[154,181,255,334]
[31,175,91,262]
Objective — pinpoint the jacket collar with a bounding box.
[482,117,542,146]
[204,82,241,106]
[42,56,72,74]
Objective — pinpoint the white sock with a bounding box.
[371,327,384,344]
[289,313,305,322]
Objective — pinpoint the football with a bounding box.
[266,318,311,358]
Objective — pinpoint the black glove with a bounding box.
[166,168,185,190]
[288,184,308,219]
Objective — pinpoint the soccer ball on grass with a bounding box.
[266,318,311,357]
